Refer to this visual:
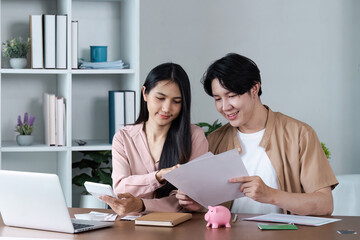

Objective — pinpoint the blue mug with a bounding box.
[90,46,108,62]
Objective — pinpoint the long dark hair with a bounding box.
[135,63,192,198]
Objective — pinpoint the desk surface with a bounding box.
[0,208,359,240]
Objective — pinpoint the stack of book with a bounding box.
[29,14,68,69]
[43,93,66,146]
[109,90,136,143]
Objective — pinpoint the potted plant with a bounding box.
[72,150,112,208]
[196,120,223,137]
[15,112,35,146]
[2,37,30,69]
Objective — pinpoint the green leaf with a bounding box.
[321,142,331,160]
[72,173,98,187]
[72,159,100,170]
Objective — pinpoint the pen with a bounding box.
[232,214,238,223]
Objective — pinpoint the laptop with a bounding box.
[0,170,114,233]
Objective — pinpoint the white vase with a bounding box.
[80,194,107,209]
[16,135,34,146]
[9,58,27,69]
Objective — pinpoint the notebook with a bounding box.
[0,170,114,233]
[135,212,192,227]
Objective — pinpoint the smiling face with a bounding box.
[211,78,258,130]
[143,80,182,128]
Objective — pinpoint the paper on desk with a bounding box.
[74,211,117,222]
[0,238,65,240]
[163,149,248,207]
[244,213,342,226]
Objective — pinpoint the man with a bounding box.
[176,53,338,215]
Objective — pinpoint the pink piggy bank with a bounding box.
[204,206,231,228]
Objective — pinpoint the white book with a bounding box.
[49,94,56,146]
[29,15,43,69]
[125,91,135,125]
[56,15,67,69]
[56,97,65,146]
[43,93,50,145]
[71,21,78,69]
[44,15,56,69]
[114,92,125,132]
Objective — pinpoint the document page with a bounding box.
[163,149,248,207]
[244,213,342,226]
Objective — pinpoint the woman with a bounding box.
[100,63,208,216]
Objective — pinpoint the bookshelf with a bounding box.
[0,0,140,207]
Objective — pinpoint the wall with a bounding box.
[140,0,360,175]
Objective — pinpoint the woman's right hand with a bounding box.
[155,164,180,183]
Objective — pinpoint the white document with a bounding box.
[74,211,117,222]
[243,213,342,226]
[163,149,248,207]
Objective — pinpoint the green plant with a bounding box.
[2,37,30,58]
[196,120,223,137]
[72,151,112,193]
[321,142,331,159]
[15,112,35,135]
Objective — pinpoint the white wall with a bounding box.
[140,0,360,175]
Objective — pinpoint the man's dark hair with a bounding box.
[201,53,262,97]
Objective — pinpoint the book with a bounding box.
[125,91,135,125]
[49,94,57,146]
[29,15,43,69]
[258,224,298,230]
[43,93,50,145]
[56,15,67,69]
[56,97,65,146]
[135,212,192,227]
[71,21,78,69]
[44,15,56,69]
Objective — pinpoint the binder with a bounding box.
[71,21,78,69]
[56,15,67,69]
[44,15,56,69]
[29,15,43,69]
[125,91,135,125]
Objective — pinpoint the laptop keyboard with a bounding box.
[73,223,94,230]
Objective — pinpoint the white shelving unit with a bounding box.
[0,0,139,207]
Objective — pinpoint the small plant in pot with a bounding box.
[15,112,35,146]
[72,150,112,208]
[2,36,30,69]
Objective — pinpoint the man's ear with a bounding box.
[142,86,147,102]
[251,82,260,97]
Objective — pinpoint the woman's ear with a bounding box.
[142,86,148,102]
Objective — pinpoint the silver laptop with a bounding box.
[0,170,114,233]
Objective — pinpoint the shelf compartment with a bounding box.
[71,139,111,151]
[1,141,68,152]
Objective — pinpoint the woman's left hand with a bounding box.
[100,192,144,217]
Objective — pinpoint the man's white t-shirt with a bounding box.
[231,129,282,214]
